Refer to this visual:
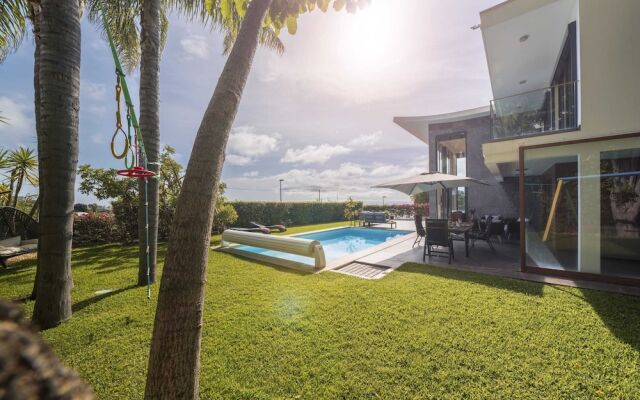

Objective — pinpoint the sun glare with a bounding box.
[340,1,399,78]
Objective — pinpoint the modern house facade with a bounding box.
[394,0,640,285]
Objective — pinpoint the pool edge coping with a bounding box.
[213,225,416,273]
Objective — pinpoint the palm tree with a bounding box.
[32,0,81,329]
[145,1,364,396]
[0,0,29,62]
[6,147,38,208]
[144,2,274,396]
[87,0,285,288]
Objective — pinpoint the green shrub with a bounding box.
[230,201,361,227]
[212,202,238,233]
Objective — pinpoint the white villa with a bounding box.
[394,0,640,285]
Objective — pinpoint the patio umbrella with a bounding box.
[372,172,489,196]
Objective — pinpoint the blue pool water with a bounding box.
[235,227,412,266]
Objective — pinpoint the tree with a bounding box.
[144,1,365,397]
[5,147,38,207]
[0,0,29,62]
[344,196,360,225]
[87,0,285,289]
[32,0,81,329]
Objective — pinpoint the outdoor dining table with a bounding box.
[449,223,473,258]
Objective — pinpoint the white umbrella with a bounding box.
[373,172,489,196]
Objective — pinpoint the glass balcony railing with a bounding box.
[490,81,579,140]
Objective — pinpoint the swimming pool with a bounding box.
[234,227,412,266]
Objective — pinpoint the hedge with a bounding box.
[230,201,362,228]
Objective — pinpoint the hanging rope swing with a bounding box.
[101,2,155,299]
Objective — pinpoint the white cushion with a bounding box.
[0,246,23,256]
[20,244,37,252]
[0,236,21,247]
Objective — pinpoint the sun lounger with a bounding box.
[250,221,287,232]
[229,226,271,234]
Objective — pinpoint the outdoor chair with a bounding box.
[413,214,425,248]
[424,219,454,264]
[470,215,496,253]
[0,207,39,268]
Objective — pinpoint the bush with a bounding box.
[212,202,238,233]
[73,212,116,245]
[230,201,362,227]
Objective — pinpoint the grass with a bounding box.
[1,221,639,399]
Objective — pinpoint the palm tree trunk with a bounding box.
[144,1,272,398]
[137,0,161,286]
[11,170,24,208]
[6,171,16,206]
[29,0,41,301]
[32,0,81,330]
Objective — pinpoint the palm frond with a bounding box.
[217,2,285,57]
[258,26,284,55]
[86,0,142,73]
[0,0,30,63]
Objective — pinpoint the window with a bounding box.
[435,133,467,217]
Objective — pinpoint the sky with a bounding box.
[0,0,500,205]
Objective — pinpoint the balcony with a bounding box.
[490,81,579,140]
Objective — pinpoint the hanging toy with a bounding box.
[102,0,154,299]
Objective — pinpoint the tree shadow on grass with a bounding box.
[72,284,138,313]
[397,262,545,297]
[579,287,640,351]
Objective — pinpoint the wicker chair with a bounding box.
[0,207,38,267]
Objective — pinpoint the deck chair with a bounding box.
[250,221,287,232]
[424,219,454,264]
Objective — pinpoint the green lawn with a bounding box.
[1,221,639,399]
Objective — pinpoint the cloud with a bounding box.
[225,127,280,165]
[180,34,209,59]
[82,80,107,101]
[0,96,34,138]
[224,161,424,202]
[243,170,259,177]
[348,131,382,147]
[281,144,351,164]
[226,154,252,166]
[228,127,280,156]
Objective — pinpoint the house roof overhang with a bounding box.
[393,106,490,144]
[480,0,578,100]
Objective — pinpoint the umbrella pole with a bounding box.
[439,182,447,219]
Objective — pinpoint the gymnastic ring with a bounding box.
[111,127,130,159]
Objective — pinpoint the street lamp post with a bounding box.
[382,195,387,207]
[279,179,284,202]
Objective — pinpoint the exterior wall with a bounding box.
[482,0,640,170]
[428,116,518,218]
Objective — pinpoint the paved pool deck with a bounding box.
[336,220,640,297]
